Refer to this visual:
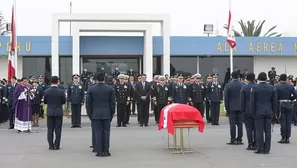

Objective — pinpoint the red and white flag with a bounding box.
[226,2,236,49]
[8,3,16,82]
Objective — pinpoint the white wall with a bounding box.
[254,56,297,76]
[0,56,23,79]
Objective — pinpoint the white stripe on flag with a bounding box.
[163,103,178,128]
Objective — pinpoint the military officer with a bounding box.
[6,76,18,129]
[114,74,130,127]
[152,76,171,124]
[250,72,277,154]
[205,75,213,123]
[123,75,132,124]
[67,74,84,128]
[172,75,189,104]
[189,74,206,117]
[207,74,223,125]
[151,75,159,123]
[37,75,47,118]
[127,69,135,77]
[113,68,120,79]
[128,75,136,115]
[240,73,257,150]
[275,74,297,144]
[31,80,44,127]
[224,71,245,145]
[0,81,5,123]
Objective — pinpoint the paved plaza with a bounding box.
[0,116,297,168]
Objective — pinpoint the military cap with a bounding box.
[190,76,194,79]
[272,67,275,69]
[118,74,125,79]
[38,75,44,78]
[212,73,219,77]
[154,75,160,80]
[72,74,80,77]
[177,75,184,78]
[2,78,7,83]
[124,75,129,79]
[158,76,166,81]
[29,74,34,78]
[32,80,38,83]
[193,73,202,78]
[206,74,212,78]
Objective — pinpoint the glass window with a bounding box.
[153,56,161,75]
[59,57,72,84]
[170,57,197,76]
[23,56,51,79]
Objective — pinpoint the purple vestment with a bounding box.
[13,85,33,131]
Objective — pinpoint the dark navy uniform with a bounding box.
[6,82,18,129]
[0,84,5,123]
[224,78,245,144]
[172,82,189,104]
[151,77,159,123]
[86,80,115,157]
[152,77,171,124]
[207,76,223,125]
[205,75,213,122]
[31,83,44,126]
[189,81,205,117]
[240,81,257,149]
[114,77,130,127]
[250,79,277,154]
[275,80,297,143]
[86,81,96,151]
[38,80,47,118]
[128,80,137,116]
[67,74,84,128]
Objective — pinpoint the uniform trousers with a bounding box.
[193,103,204,117]
[228,110,244,140]
[205,100,211,121]
[156,104,167,123]
[125,103,131,124]
[91,120,96,149]
[117,103,126,125]
[47,116,63,148]
[0,104,3,123]
[8,105,14,128]
[255,116,272,153]
[71,104,82,126]
[292,103,297,124]
[279,107,293,138]
[153,103,158,122]
[211,102,220,124]
[245,114,256,145]
[138,101,150,125]
[93,119,111,154]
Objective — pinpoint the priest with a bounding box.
[13,77,34,133]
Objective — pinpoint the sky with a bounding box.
[0,0,295,36]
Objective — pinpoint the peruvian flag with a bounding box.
[8,3,16,82]
[226,2,236,49]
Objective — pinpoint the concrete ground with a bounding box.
[0,116,297,168]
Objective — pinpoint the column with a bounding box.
[143,29,153,81]
[51,17,59,76]
[161,19,170,76]
[72,26,80,75]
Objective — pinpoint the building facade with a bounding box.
[0,36,296,83]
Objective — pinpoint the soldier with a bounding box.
[113,68,120,79]
[240,73,257,150]
[67,74,84,128]
[207,74,223,125]
[127,69,135,77]
[128,75,136,115]
[123,75,132,125]
[31,81,44,127]
[250,72,277,154]
[0,81,4,124]
[184,77,191,85]
[275,74,297,144]
[2,79,8,123]
[6,76,18,129]
[172,75,189,104]
[151,75,159,124]
[38,75,47,118]
[152,76,171,124]
[189,74,205,117]
[224,71,245,145]
[114,74,130,127]
[205,75,213,123]
[268,67,277,82]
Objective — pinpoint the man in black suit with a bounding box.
[86,72,115,157]
[134,74,151,127]
[44,76,66,150]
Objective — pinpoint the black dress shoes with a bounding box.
[254,150,264,154]
[49,146,55,150]
[144,124,148,127]
[140,124,143,127]
[246,145,256,150]
[278,138,286,144]
[227,140,236,145]
[54,146,60,150]
[122,124,127,127]
[116,125,121,127]
[236,139,244,145]
[286,138,290,144]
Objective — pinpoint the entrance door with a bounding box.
[82,58,140,80]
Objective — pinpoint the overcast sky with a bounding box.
[0,0,295,36]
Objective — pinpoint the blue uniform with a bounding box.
[6,83,18,129]
[275,82,297,141]
[86,82,96,151]
[0,85,5,123]
[250,82,277,153]
[240,81,257,147]
[224,79,245,142]
[172,83,189,104]
[67,82,84,127]
[207,82,223,125]
[86,83,115,156]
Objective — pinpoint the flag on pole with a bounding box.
[226,2,236,49]
[8,4,16,82]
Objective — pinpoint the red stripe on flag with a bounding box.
[8,4,16,82]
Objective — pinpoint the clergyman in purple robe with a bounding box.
[13,77,34,132]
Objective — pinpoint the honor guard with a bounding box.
[0,81,5,124]
[6,76,18,129]
[114,74,130,127]
[250,72,277,154]
[205,75,213,123]
[172,75,189,104]
[128,75,136,115]
[67,74,84,128]
[189,74,206,117]
[275,74,297,144]
[38,75,47,118]
[151,75,159,123]
[123,75,132,124]
[152,76,171,124]
[207,74,223,125]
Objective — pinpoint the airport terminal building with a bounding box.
[0,35,297,83]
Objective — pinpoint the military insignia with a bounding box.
[201,85,204,89]
[165,87,168,91]
[124,85,127,89]
[175,86,178,89]
[211,85,214,88]
[183,85,187,89]
[218,85,221,88]
[250,88,253,92]
[71,86,74,89]
[79,85,82,89]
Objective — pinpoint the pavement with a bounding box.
[0,116,297,168]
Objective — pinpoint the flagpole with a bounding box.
[14,0,18,78]
[230,47,233,73]
[70,1,72,36]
